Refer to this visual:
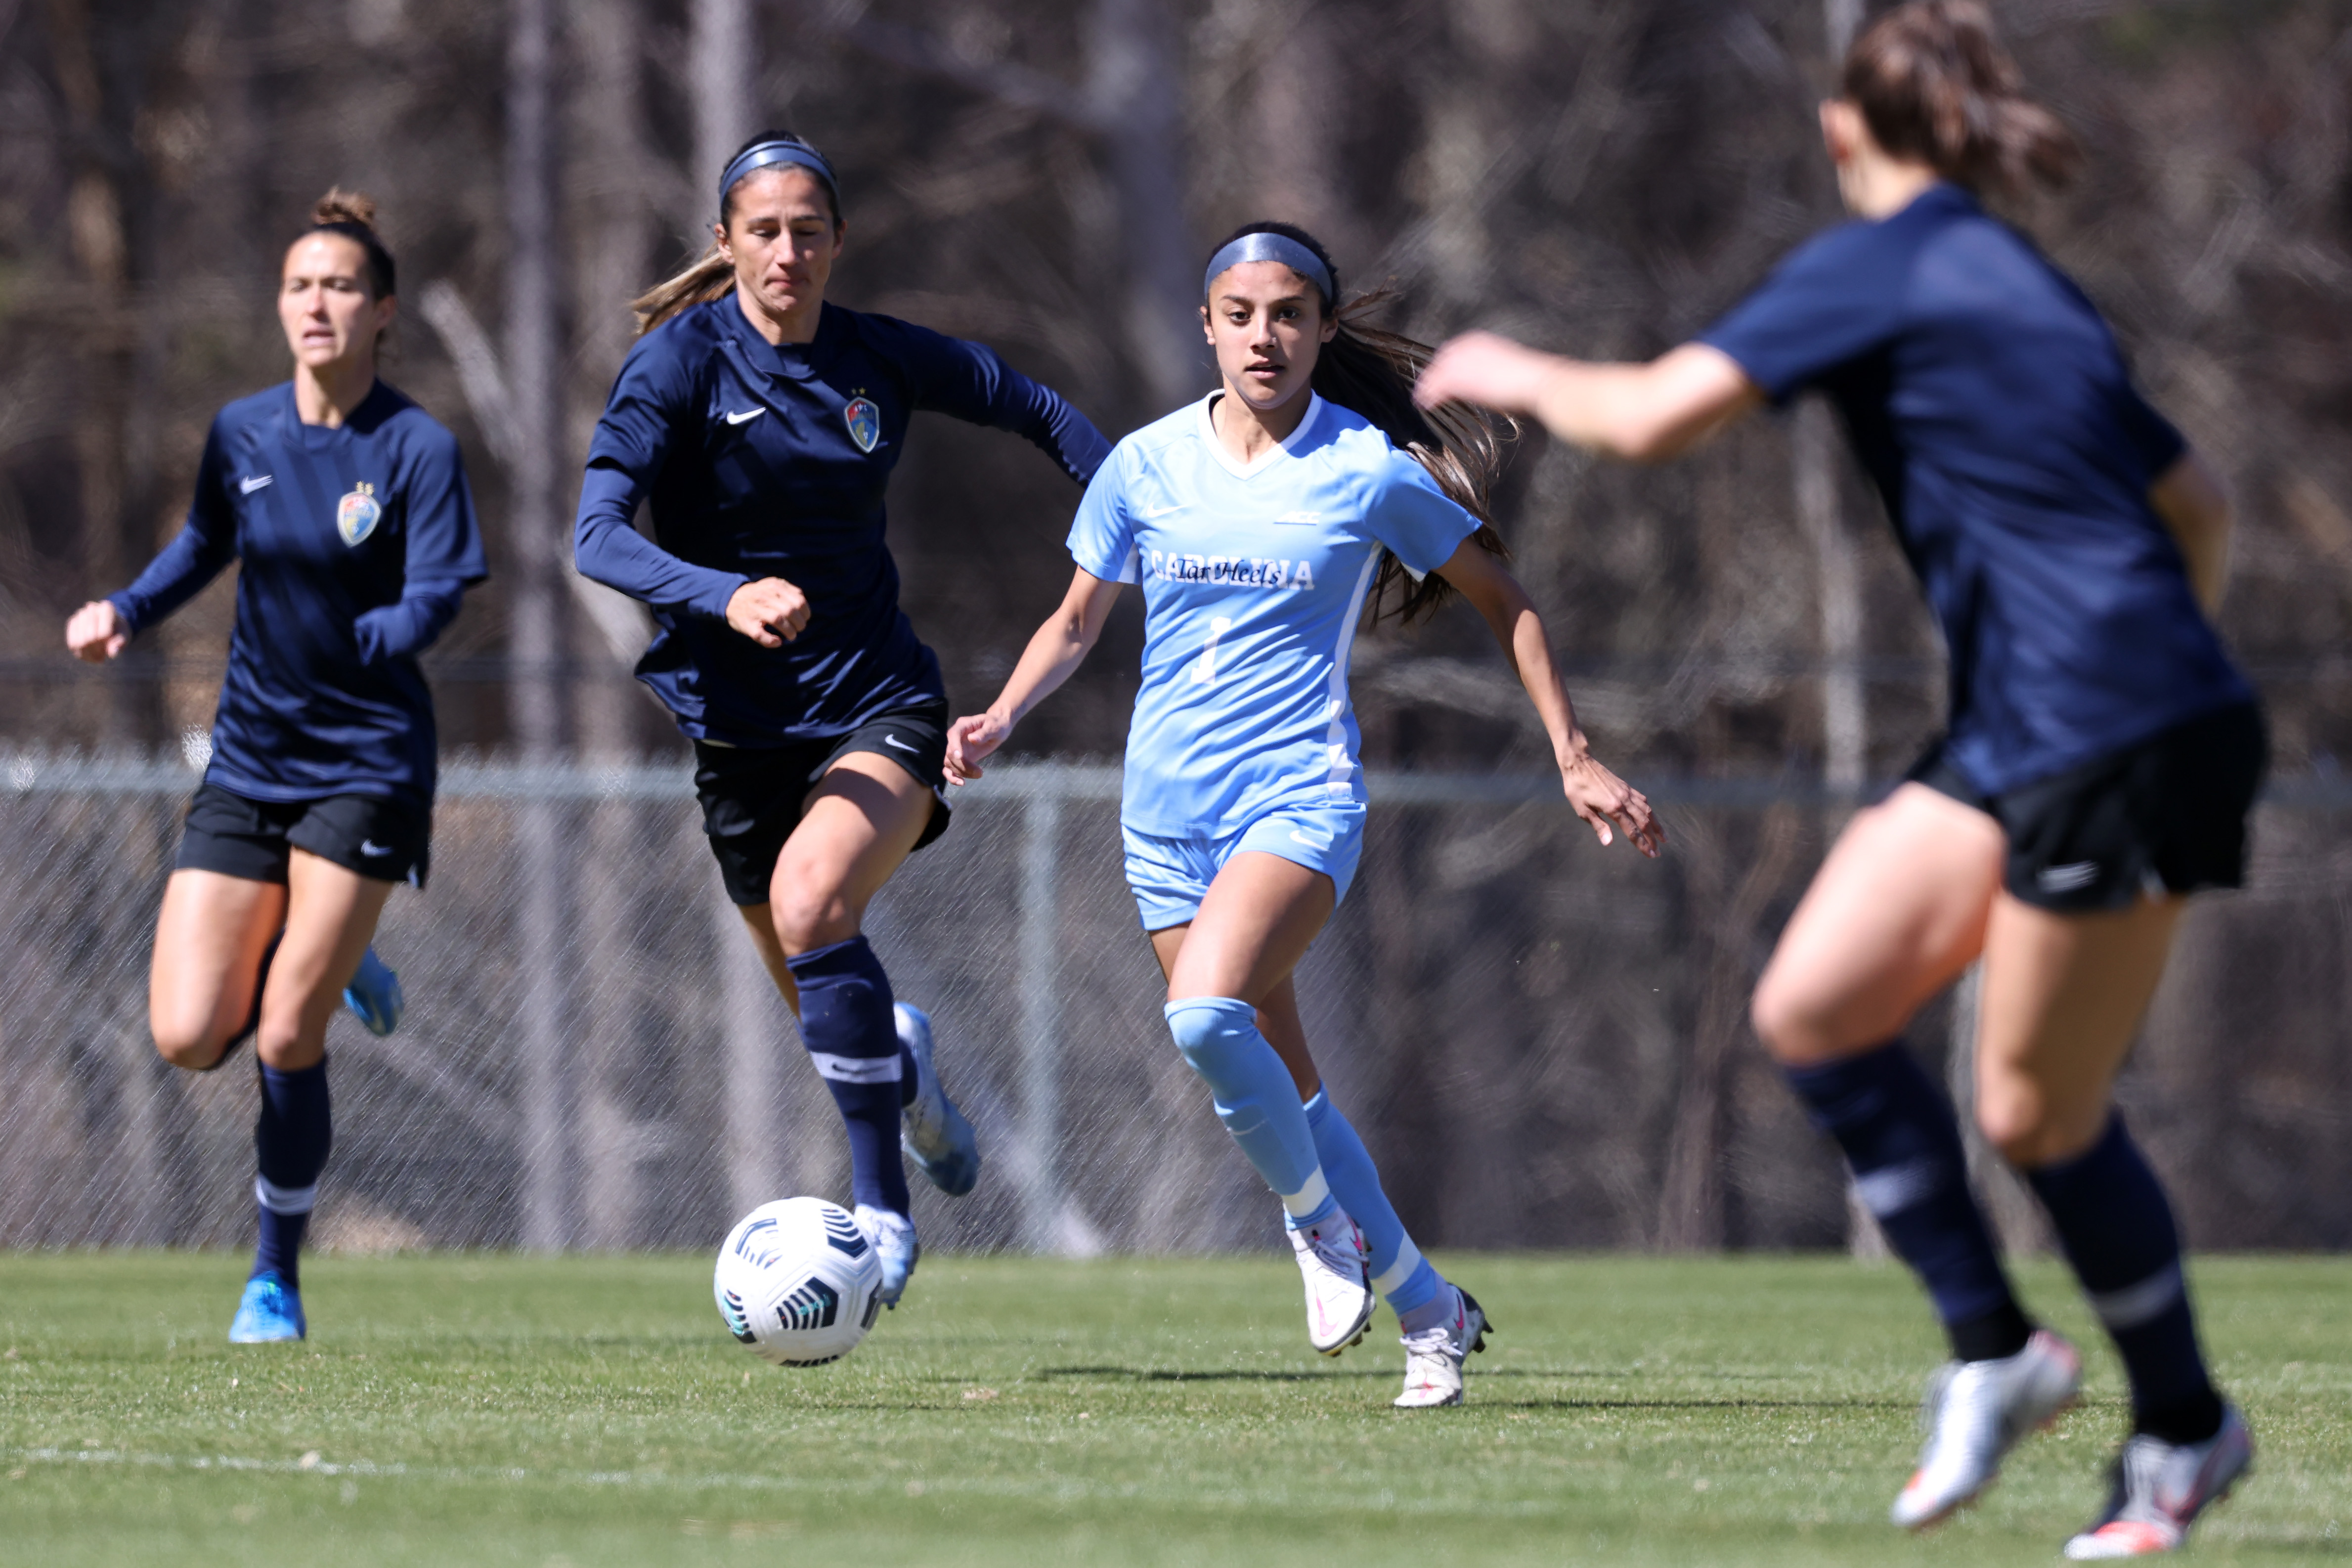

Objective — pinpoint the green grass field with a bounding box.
[0,1253,2343,1567]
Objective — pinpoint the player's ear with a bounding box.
[1820,99,1858,166]
[1199,304,1214,346]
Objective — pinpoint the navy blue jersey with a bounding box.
[1699,183,2252,794]
[573,298,1110,744]
[107,381,487,807]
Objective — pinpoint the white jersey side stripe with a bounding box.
[1324,552,1380,796]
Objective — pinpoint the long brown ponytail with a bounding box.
[1843,0,2079,195]
[1209,222,1514,625]
[632,130,841,336]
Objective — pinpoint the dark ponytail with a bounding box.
[1843,0,2078,195]
[1207,221,1514,626]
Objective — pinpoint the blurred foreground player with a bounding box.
[574,133,1109,1305]
[948,222,1660,1405]
[1419,2,2260,1554]
[64,191,486,1343]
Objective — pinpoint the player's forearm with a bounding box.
[1467,574,1589,764]
[573,470,745,620]
[109,523,234,635]
[989,610,1097,731]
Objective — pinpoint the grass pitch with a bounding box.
[0,1253,2343,1566]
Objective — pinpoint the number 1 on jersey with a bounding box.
[1190,616,1234,686]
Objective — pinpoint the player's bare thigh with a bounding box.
[253,848,396,1071]
[150,870,287,1069]
[1151,924,1320,1099]
[1973,891,2184,1167]
[741,750,936,1006]
[1750,783,2004,1066]
[1163,849,1334,1008]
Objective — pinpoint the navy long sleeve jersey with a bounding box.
[1699,183,2252,794]
[574,298,1111,744]
[107,381,488,807]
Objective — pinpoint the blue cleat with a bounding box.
[895,1003,980,1197]
[853,1204,919,1308]
[343,947,404,1037]
[228,1270,306,1343]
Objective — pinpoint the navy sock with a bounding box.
[253,1056,332,1287]
[786,936,911,1217]
[2024,1115,2222,1444]
[1784,1042,2030,1361]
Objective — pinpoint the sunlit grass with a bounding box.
[0,1252,2343,1566]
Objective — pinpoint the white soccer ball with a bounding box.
[713,1197,884,1366]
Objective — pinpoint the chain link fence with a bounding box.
[5,749,2349,1258]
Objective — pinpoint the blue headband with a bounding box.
[1202,232,1334,305]
[719,141,840,213]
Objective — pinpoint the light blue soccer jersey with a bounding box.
[1067,393,1479,837]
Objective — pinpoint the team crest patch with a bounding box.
[843,396,880,453]
[337,483,383,547]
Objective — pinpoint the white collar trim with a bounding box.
[1195,391,1323,479]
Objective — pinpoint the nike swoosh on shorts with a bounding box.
[883,735,919,752]
[359,840,394,856]
[725,408,765,425]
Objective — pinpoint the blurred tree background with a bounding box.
[1,0,2349,1255]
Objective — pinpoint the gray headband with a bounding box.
[1202,232,1334,305]
[719,141,840,212]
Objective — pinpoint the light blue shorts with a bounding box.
[1122,802,1367,931]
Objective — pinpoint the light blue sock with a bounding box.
[1305,1089,1443,1317]
[1165,998,1336,1227]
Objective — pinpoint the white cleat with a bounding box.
[1893,1328,2083,1529]
[1394,1286,1491,1409]
[2063,1404,2253,1559]
[895,1003,981,1197]
[1290,1210,1374,1356]
[853,1203,919,1309]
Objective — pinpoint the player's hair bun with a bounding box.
[312,187,381,230]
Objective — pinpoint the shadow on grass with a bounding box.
[1033,1365,1908,1408]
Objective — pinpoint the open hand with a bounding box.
[944,711,1011,787]
[725,577,810,648]
[1561,750,1663,858]
[65,600,130,663]
[1414,330,1558,415]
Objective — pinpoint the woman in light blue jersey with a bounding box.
[948,222,1659,1408]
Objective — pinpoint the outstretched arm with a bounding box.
[945,566,1125,784]
[1431,537,1662,857]
[1414,334,1762,463]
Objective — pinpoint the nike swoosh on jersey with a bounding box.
[882,734,919,752]
[359,839,394,856]
[1270,510,1322,525]
[240,475,274,494]
[725,408,765,426]
[1141,503,1188,518]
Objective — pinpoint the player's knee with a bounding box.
[1165,997,1246,1081]
[1749,977,1822,1064]
[152,1022,226,1072]
[1975,1082,2075,1168]
[767,885,855,956]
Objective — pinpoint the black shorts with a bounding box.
[1909,702,2266,913]
[175,782,432,888]
[694,701,953,907]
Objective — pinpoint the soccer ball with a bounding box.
[713,1197,885,1366]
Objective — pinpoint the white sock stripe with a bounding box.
[1278,1168,1332,1220]
[2087,1262,2184,1330]
[1371,1237,1424,1298]
[808,1051,903,1084]
[254,1176,317,1216]
[1852,1158,1943,1219]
